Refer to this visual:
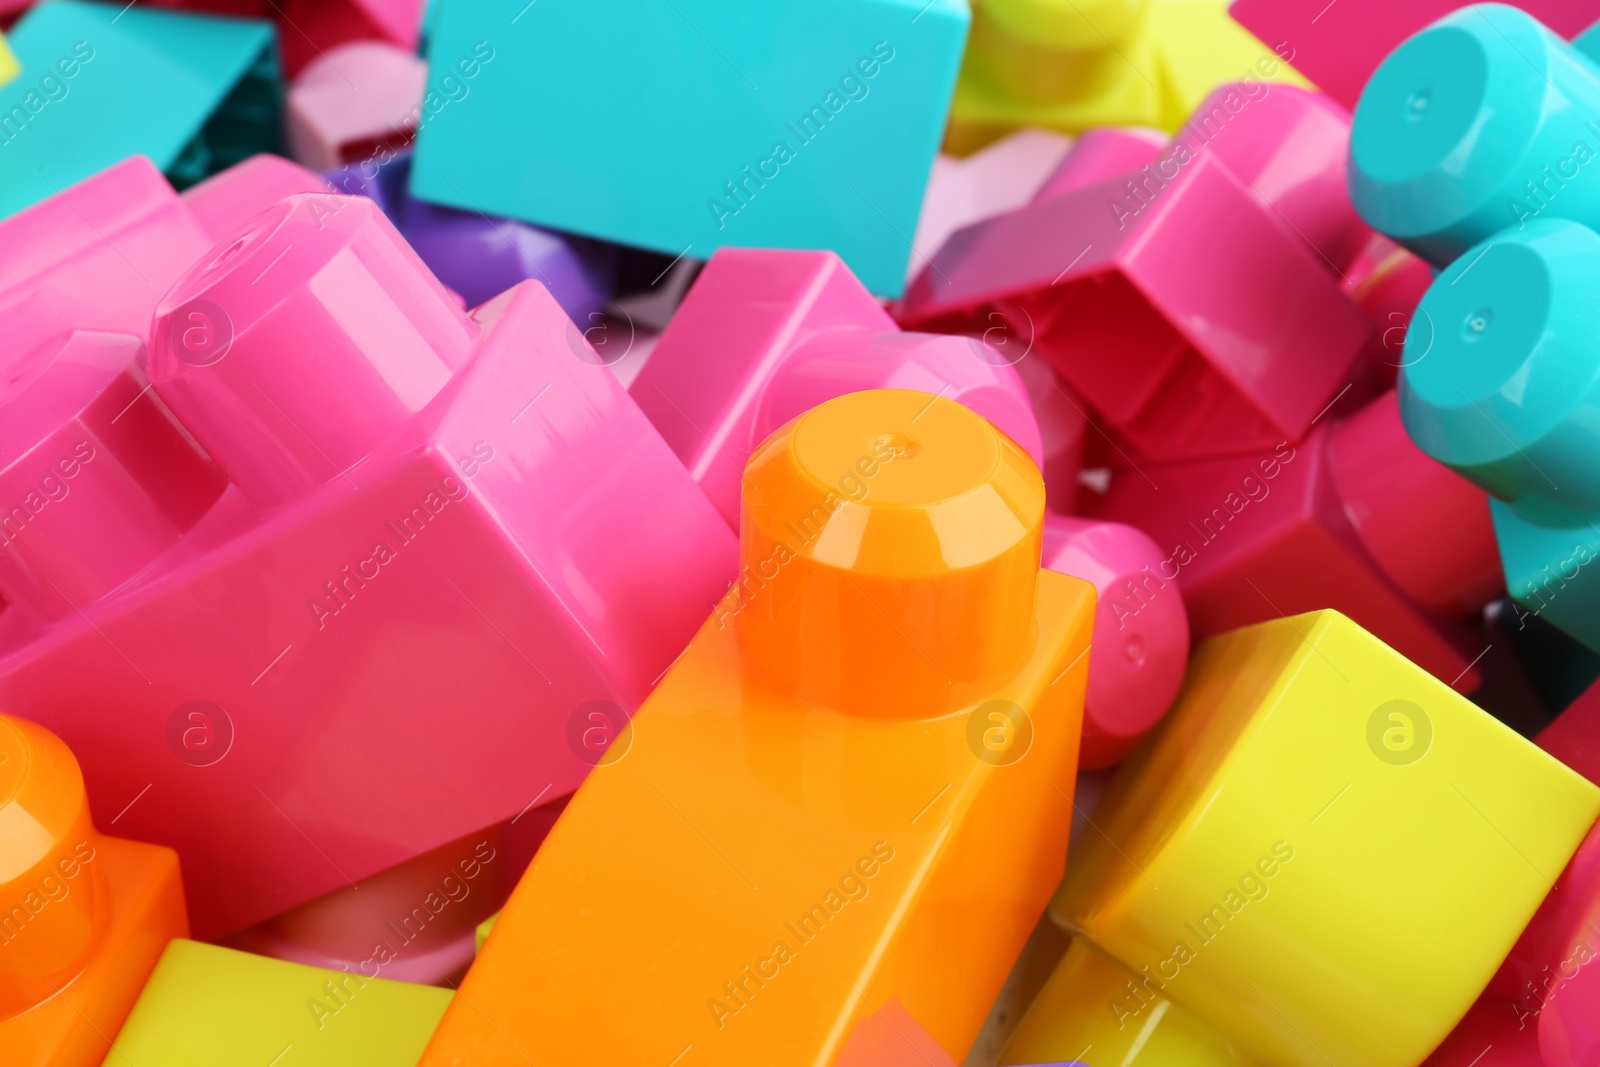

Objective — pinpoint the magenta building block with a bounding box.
[1085,389,1502,688]
[910,128,1074,287]
[286,40,426,170]
[630,247,1044,529]
[1014,356,1087,513]
[1032,126,1164,204]
[1229,0,1594,112]
[0,194,735,939]
[898,84,1372,464]
[1042,515,1189,768]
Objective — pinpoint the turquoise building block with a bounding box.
[1349,4,1600,270]
[1396,217,1600,653]
[409,0,968,297]
[0,0,281,219]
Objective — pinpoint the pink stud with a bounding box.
[1042,515,1189,768]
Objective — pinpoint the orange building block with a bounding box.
[419,389,1096,1066]
[0,715,188,1065]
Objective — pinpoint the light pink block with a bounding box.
[286,40,426,170]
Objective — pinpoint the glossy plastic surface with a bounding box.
[1001,937,1259,1065]
[410,1,967,297]
[1399,219,1600,652]
[912,129,1075,287]
[1054,610,1600,1067]
[0,155,330,373]
[1349,4,1600,267]
[946,0,1304,151]
[1238,0,1595,110]
[901,83,1371,463]
[286,40,425,170]
[1042,515,1189,768]
[0,714,188,1066]
[1088,389,1500,687]
[327,151,617,317]
[632,248,1043,529]
[106,939,451,1065]
[0,1,281,218]
[0,194,735,939]
[418,390,1096,1066]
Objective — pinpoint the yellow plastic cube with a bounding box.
[946,0,1306,154]
[1053,610,1600,1067]
[104,939,453,1066]
[1002,936,1259,1065]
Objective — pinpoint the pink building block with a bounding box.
[899,84,1372,464]
[0,194,734,939]
[1014,356,1087,513]
[630,247,1043,530]
[910,128,1075,287]
[1031,126,1165,205]
[1421,997,1542,1066]
[1042,516,1189,769]
[0,154,330,366]
[286,40,426,170]
[1084,389,1502,688]
[1229,0,1594,112]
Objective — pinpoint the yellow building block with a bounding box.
[946,0,1307,154]
[0,33,15,91]
[1002,937,1259,1065]
[419,390,1097,1066]
[104,940,452,1066]
[1052,610,1600,1067]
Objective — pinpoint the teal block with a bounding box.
[1492,497,1600,654]
[0,0,281,219]
[409,0,968,297]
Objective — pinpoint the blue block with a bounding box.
[409,0,968,297]
[0,0,280,219]
[1492,499,1600,654]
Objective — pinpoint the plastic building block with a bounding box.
[631,247,1044,530]
[1042,516,1189,769]
[1349,4,1600,269]
[911,128,1075,286]
[410,0,968,298]
[105,939,451,1066]
[418,389,1096,1066]
[1231,0,1593,113]
[900,83,1372,463]
[1013,357,1087,514]
[1421,997,1542,1066]
[226,800,562,986]
[946,0,1305,153]
[1397,219,1600,656]
[0,194,735,940]
[0,1,282,219]
[286,41,426,170]
[0,714,188,1066]
[0,154,329,373]
[178,152,333,244]
[837,995,1090,1067]
[1001,937,1259,1066]
[1086,388,1502,687]
[328,150,617,318]
[1052,609,1600,1067]
[0,32,17,90]
[1031,125,1164,203]
[144,0,424,77]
